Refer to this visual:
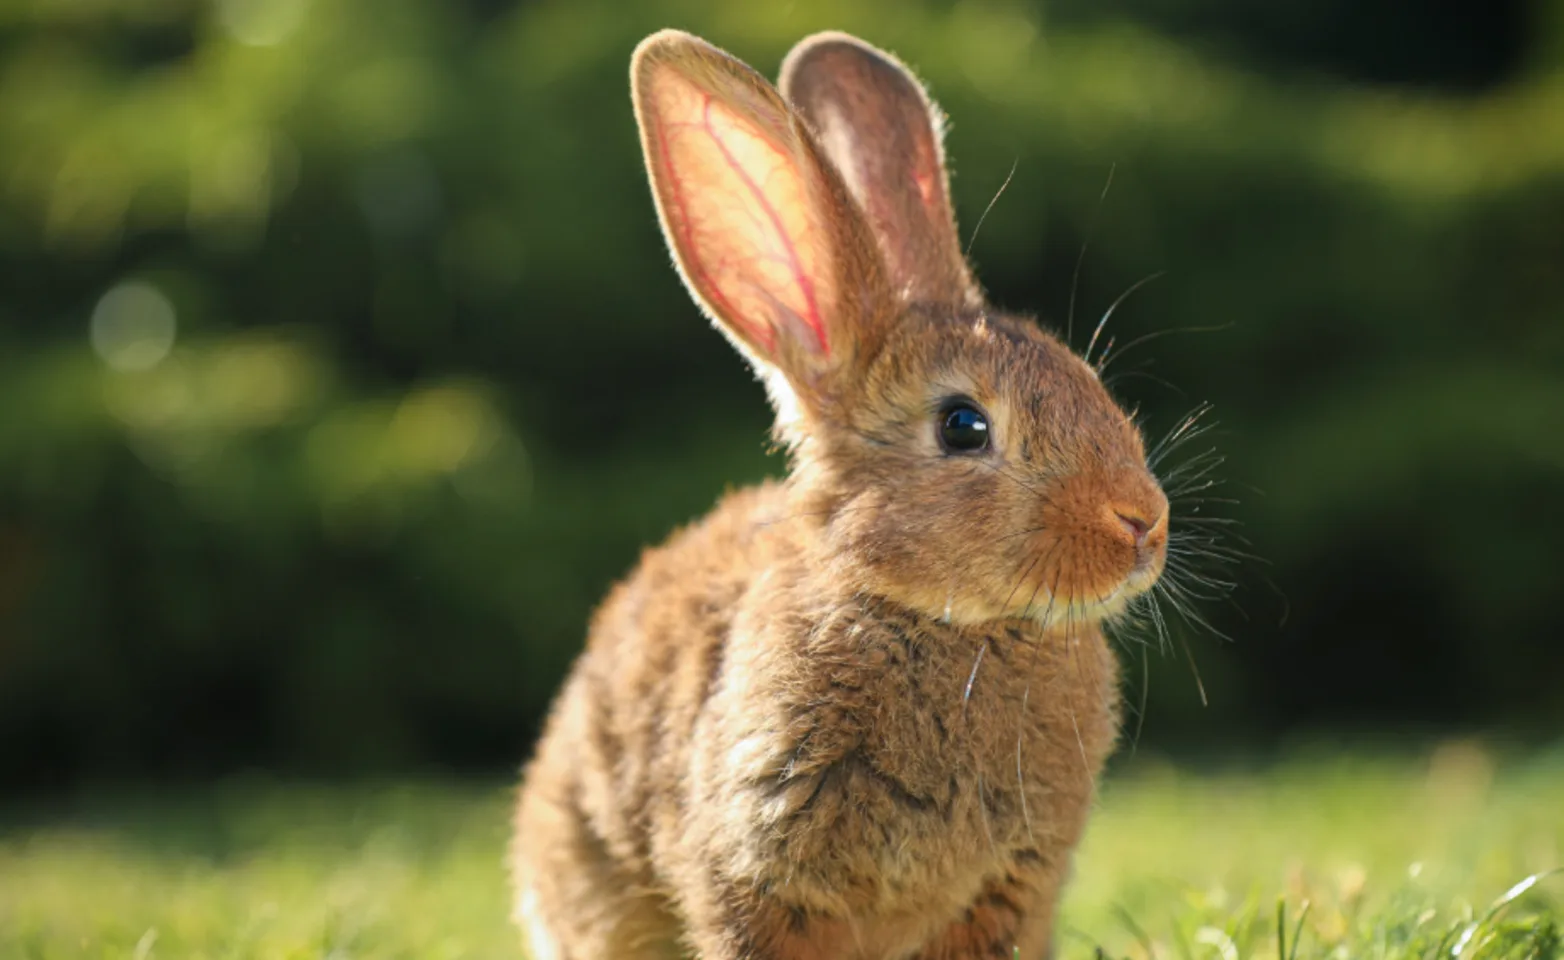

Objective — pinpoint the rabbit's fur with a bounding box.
[512,29,1170,960]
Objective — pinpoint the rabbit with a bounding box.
[511,28,1170,960]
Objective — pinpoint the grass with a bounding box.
[1,742,1560,959]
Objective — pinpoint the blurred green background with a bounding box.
[2,0,1561,790]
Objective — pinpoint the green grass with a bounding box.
[2,744,1560,959]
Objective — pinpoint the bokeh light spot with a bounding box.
[389,386,495,476]
[90,281,177,372]
[218,0,309,48]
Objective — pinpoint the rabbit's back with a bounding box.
[511,480,797,955]
[518,479,791,829]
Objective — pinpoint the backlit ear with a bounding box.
[631,30,890,397]
[780,32,974,307]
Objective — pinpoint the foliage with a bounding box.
[2,0,1563,779]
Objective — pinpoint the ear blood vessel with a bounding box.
[511,29,1172,960]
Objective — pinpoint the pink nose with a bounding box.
[1114,509,1152,546]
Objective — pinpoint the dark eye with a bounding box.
[939,401,991,454]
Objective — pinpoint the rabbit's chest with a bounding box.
[721,617,1120,910]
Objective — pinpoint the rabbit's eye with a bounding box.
[939,402,991,454]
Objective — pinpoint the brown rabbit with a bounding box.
[511,28,1170,960]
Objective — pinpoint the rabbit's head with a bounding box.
[632,30,1167,629]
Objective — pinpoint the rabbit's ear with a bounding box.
[632,30,891,397]
[780,33,973,307]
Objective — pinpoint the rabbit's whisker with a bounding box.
[1087,271,1165,370]
[1064,595,1098,771]
[1157,577,1232,648]
[994,525,1048,545]
[1066,162,1116,349]
[1131,640,1151,753]
[977,459,1051,501]
[965,157,1019,258]
[1014,565,1065,847]
[1016,682,1036,845]
[961,641,988,716]
[1103,365,1188,398]
[1096,321,1236,375]
[1147,402,1216,470]
[1008,540,1062,615]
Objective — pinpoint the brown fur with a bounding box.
[511,29,1170,960]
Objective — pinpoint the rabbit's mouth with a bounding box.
[1021,569,1159,632]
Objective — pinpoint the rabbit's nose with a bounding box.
[1115,510,1150,544]
[1107,502,1164,549]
